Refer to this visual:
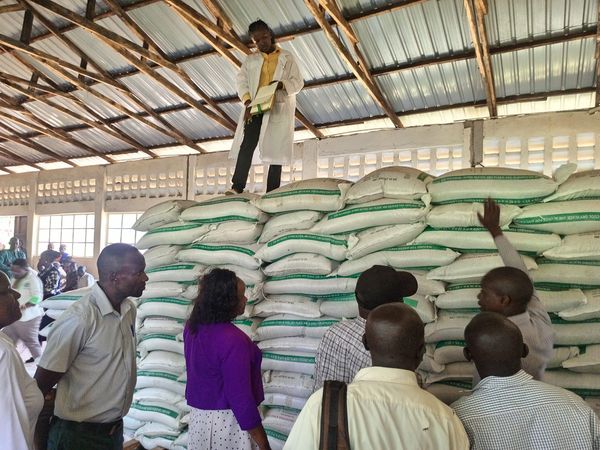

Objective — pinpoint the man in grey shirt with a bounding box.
[34,243,148,450]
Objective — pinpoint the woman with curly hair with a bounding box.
[184,268,270,450]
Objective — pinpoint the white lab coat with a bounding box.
[229,48,304,165]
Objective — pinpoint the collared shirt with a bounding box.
[492,235,554,381]
[38,283,137,423]
[0,331,44,450]
[13,268,44,322]
[241,47,281,103]
[313,316,371,391]
[452,370,600,450]
[285,367,469,450]
[77,272,95,289]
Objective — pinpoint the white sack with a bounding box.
[137,297,191,321]
[346,223,426,260]
[262,370,314,399]
[255,314,339,340]
[544,169,600,202]
[259,211,323,243]
[427,203,522,228]
[133,200,197,231]
[263,274,356,296]
[533,259,600,290]
[136,222,210,249]
[543,232,600,260]
[254,296,322,318]
[193,220,263,244]
[177,243,260,269]
[263,253,337,277]
[180,193,268,223]
[428,253,537,283]
[256,232,347,262]
[513,200,600,235]
[143,245,181,269]
[146,263,204,283]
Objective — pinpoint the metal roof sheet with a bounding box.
[162,107,231,140]
[113,118,175,147]
[0,141,48,163]
[62,27,133,73]
[30,135,87,158]
[70,127,133,152]
[24,101,82,127]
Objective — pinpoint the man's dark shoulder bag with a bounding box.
[319,380,351,450]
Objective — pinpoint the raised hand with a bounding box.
[477,197,503,237]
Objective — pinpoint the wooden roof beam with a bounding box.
[318,0,359,44]
[0,3,24,14]
[305,0,403,128]
[101,0,235,130]
[0,122,75,167]
[201,0,236,36]
[464,0,497,117]
[27,0,236,132]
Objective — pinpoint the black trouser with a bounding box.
[231,114,282,193]
[47,417,123,450]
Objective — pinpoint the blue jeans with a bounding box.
[47,417,123,450]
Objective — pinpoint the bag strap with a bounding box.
[318,380,351,450]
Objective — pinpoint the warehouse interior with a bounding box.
[0,0,599,449]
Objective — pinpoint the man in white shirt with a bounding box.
[477,198,553,381]
[2,258,44,362]
[0,271,44,450]
[76,265,95,289]
[34,243,148,450]
[285,303,469,450]
[452,312,600,449]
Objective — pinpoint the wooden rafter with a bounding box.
[0,73,155,157]
[318,0,358,44]
[0,122,75,167]
[464,0,497,117]
[201,0,236,36]
[305,0,403,128]
[28,0,236,132]
[0,143,43,170]
[0,3,23,14]
[0,98,114,162]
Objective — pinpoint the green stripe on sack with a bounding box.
[568,388,600,397]
[549,314,600,325]
[515,212,600,225]
[137,370,180,381]
[184,243,255,256]
[262,352,315,364]
[139,333,177,342]
[199,196,251,206]
[437,380,473,389]
[535,282,600,290]
[447,283,481,291]
[268,274,352,281]
[233,319,253,326]
[325,202,422,220]
[424,226,554,235]
[436,340,466,349]
[267,233,346,247]
[131,402,178,419]
[44,295,83,301]
[139,297,190,306]
[317,293,356,301]
[265,429,288,441]
[146,264,196,273]
[146,223,203,234]
[262,188,341,199]
[259,319,338,328]
[432,174,543,184]
[434,197,548,205]
[537,258,600,267]
[381,244,449,252]
[189,216,258,224]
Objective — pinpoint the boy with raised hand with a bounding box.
[476,198,554,380]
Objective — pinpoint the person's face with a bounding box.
[236,278,247,315]
[113,251,148,298]
[59,245,66,252]
[251,28,274,53]
[47,243,54,250]
[11,264,27,280]
[77,267,85,277]
[9,238,19,249]
[477,281,505,314]
[0,272,21,326]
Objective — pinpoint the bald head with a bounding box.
[364,303,425,371]
[464,312,528,379]
[97,243,141,280]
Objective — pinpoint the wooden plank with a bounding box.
[304,0,403,128]
[0,124,75,166]
[19,9,34,44]
[0,3,23,14]
[318,0,359,44]
[464,0,497,117]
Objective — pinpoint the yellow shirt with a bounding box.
[284,367,469,450]
[242,47,281,104]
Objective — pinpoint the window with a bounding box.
[37,214,95,257]
[0,216,15,249]
[107,213,145,246]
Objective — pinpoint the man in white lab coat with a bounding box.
[228,20,304,194]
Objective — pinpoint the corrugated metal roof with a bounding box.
[378,58,485,111]
[486,0,598,46]
[32,35,86,67]
[3,10,46,40]
[120,72,185,109]
[179,56,238,98]
[0,109,34,134]
[70,89,125,120]
[353,0,471,68]
[30,135,87,158]
[0,142,48,163]
[0,53,38,81]
[162,108,231,140]
[24,101,83,127]
[70,128,133,152]
[17,53,71,88]
[62,28,133,74]
[498,91,595,116]
[113,118,174,147]
[127,1,212,59]
[297,80,383,124]
[97,15,143,46]
[493,39,597,97]
[48,96,103,122]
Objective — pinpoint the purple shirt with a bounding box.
[184,322,264,430]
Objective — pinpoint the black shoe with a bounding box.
[25,357,35,363]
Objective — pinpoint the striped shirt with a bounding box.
[452,370,600,450]
[313,316,371,391]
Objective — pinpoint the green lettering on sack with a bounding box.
[325,202,422,220]
[432,174,543,184]
[435,340,466,349]
[183,243,256,256]
[147,223,203,235]
[262,189,341,200]
[515,212,600,225]
[131,402,179,418]
[267,233,346,247]
[189,216,258,224]
[146,264,196,273]
[262,352,315,364]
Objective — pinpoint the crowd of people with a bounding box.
[1,198,598,450]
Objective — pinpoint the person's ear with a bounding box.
[463,346,473,362]
[522,343,529,358]
[500,294,512,307]
[362,333,369,351]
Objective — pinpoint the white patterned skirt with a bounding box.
[188,407,257,450]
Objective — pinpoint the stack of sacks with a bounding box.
[178,193,267,329]
[253,178,354,449]
[519,169,600,409]
[420,166,567,403]
[124,200,202,448]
